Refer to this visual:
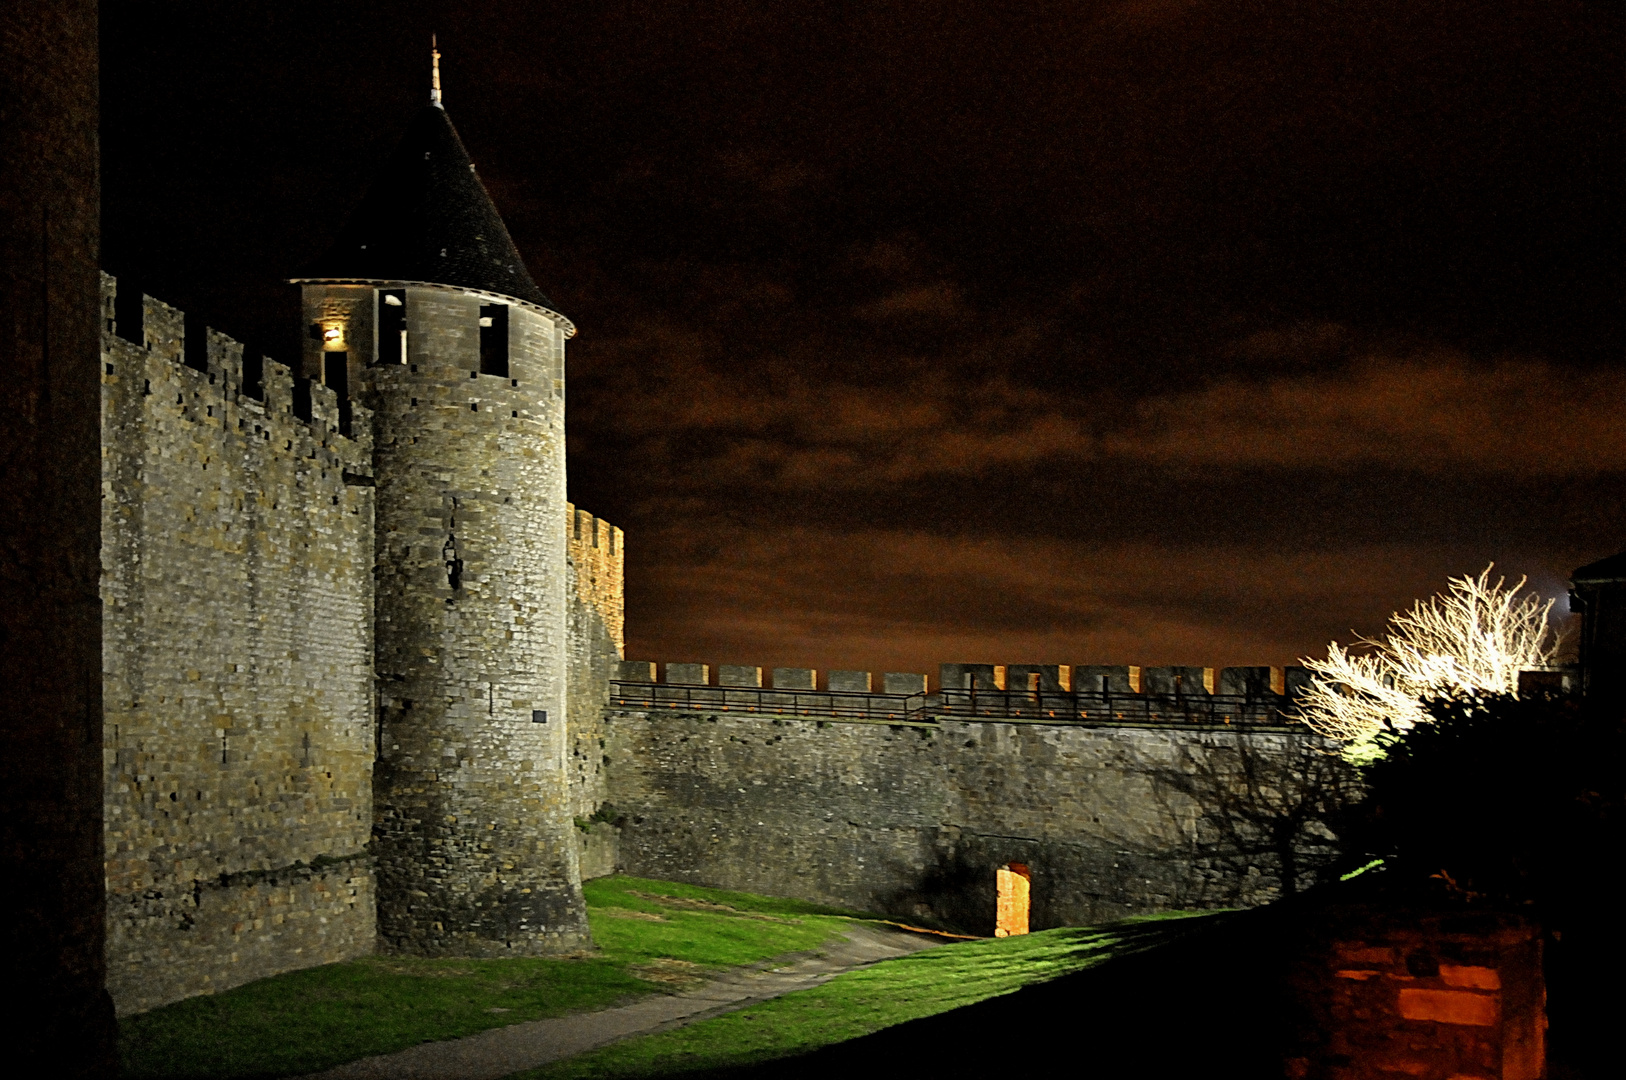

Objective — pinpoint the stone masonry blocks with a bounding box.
[883,673,929,695]
[718,665,763,687]
[101,276,376,1014]
[665,663,709,685]
[773,668,818,690]
[362,284,589,956]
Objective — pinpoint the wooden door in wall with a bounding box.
[995,863,1030,937]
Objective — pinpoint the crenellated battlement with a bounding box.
[100,273,373,468]
[567,503,624,656]
[610,658,1314,729]
[99,271,379,1013]
[616,659,1310,695]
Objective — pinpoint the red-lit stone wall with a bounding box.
[1284,905,1544,1080]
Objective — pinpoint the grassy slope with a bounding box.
[118,876,862,1079]
[516,911,1219,1080]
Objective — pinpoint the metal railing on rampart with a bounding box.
[609,681,926,721]
[609,680,1306,729]
[929,686,1299,727]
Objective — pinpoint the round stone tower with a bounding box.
[294,47,590,955]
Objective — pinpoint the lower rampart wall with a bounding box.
[605,710,1352,932]
[106,861,375,1016]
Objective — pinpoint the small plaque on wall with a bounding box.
[532,710,547,724]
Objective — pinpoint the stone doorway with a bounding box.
[995,863,1031,937]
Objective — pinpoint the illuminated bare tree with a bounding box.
[1294,565,1560,758]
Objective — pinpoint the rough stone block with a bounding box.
[1283,666,1314,700]
[940,663,1005,690]
[828,670,871,693]
[883,672,928,695]
[718,665,763,687]
[773,667,818,690]
[102,279,384,1004]
[665,663,710,685]
[102,289,382,1007]
[1074,665,1136,695]
[1397,988,1498,1026]
[1219,666,1275,696]
[616,661,656,682]
[1141,666,1210,696]
[1005,664,1071,692]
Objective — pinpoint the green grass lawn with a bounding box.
[511,910,1220,1080]
[118,875,864,1079]
[119,877,1221,1080]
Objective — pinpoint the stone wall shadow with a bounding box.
[874,833,993,935]
[1141,731,1358,910]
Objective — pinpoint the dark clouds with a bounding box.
[101,2,1621,676]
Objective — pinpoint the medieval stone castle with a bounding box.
[100,65,1348,1016]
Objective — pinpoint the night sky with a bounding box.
[101,2,1622,678]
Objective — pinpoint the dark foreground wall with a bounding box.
[0,1,117,1072]
[606,710,1352,932]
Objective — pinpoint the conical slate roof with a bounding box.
[304,104,553,310]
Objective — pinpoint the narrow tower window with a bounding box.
[378,290,407,364]
[995,863,1031,938]
[324,352,351,436]
[479,304,509,376]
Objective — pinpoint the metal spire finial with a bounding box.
[430,34,443,108]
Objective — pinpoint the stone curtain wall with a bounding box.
[100,277,376,1015]
[605,710,1350,933]
[566,505,624,879]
